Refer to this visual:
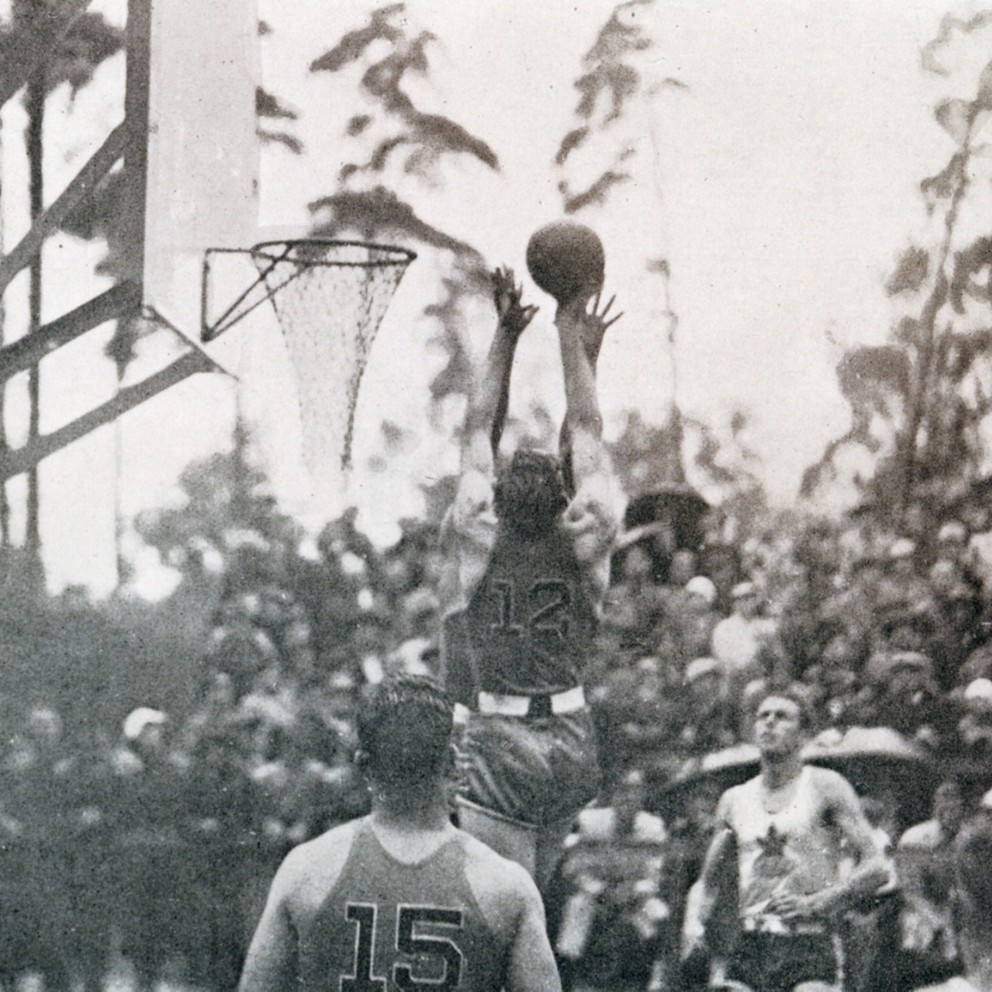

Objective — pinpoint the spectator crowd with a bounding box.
[593,503,992,784]
[4,487,992,991]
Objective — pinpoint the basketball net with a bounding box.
[250,241,415,474]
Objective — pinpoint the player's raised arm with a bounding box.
[555,293,623,577]
[555,294,609,458]
[488,267,538,456]
[448,268,537,550]
[238,851,301,992]
[462,267,537,472]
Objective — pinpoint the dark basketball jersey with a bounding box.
[457,523,597,696]
[297,821,506,992]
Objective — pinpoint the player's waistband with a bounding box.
[474,686,586,718]
[740,915,828,937]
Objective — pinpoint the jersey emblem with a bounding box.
[340,902,465,992]
[754,825,790,877]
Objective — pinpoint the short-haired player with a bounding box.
[439,265,623,892]
[681,688,892,992]
[238,675,560,992]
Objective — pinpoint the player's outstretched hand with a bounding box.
[559,289,623,365]
[586,289,623,334]
[493,266,538,340]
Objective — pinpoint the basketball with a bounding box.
[526,222,605,304]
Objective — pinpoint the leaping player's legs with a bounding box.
[457,803,573,894]
[535,815,577,892]
[456,713,597,893]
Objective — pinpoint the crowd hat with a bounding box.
[938,521,967,544]
[732,581,757,600]
[686,657,721,683]
[685,576,717,604]
[864,650,932,684]
[123,707,166,741]
[965,678,992,703]
[886,538,916,560]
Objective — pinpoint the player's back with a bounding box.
[296,818,514,992]
[462,522,597,695]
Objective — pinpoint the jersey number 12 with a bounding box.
[490,579,570,640]
[341,903,465,992]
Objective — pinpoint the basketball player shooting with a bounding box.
[681,689,893,992]
[439,222,624,894]
[238,675,560,992]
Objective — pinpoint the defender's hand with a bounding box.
[583,289,623,335]
[765,891,829,921]
[493,266,538,340]
[556,289,623,362]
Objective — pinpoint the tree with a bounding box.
[135,420,302,596]
[308,2,497,412]
[554,0,684,216]
[306,0,687,457]
[257,20,304,154]
[804,14,992,533]
[0,2,122,581]
[308,2,497,259]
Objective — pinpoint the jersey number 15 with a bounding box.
[341,903,464,992]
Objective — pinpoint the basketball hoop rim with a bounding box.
[249,238,417,268]
[201,238,417,342]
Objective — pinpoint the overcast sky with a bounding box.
[2,0,986,596]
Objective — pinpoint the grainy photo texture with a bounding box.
[0,3,990,992]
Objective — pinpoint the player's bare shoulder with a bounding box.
[459,828,537,893]
[804,765,864,825]
[276,819,361,915]
[717,779,749,824]
[808,765,858,803]
[296,817,361,860]
[459,828,544,935]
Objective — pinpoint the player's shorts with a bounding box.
[457,708,600,828]
[727,932,839,992]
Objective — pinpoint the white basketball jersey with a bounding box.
[724,767,841,930]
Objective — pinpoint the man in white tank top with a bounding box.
[681,688,891,992]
